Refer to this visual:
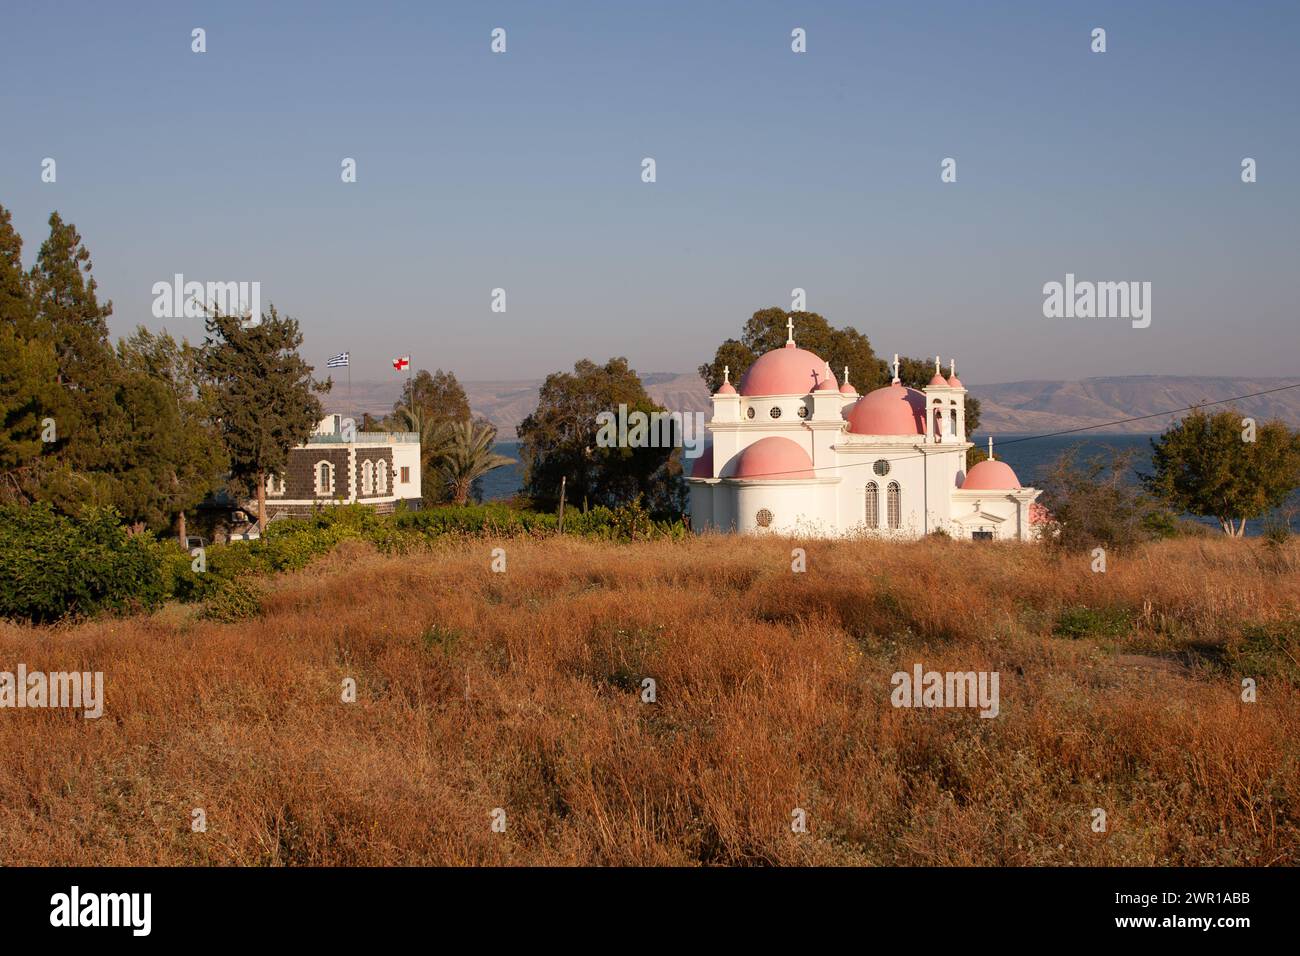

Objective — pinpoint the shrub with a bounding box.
[200,577,263,622]
[1053,605,1134,640]
[0,504,166,623]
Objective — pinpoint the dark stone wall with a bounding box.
[282,446,350,500]
[354,448,394,500]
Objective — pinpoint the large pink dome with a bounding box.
[846,383,926,436]
[739,344,833,396]
[729,436,815,479]
[962,459,1021,490]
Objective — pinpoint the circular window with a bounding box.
[796,404,809,419]
[769,406,782,420]
[873,459,891,476]
[746,407,755,419]
[755,508,774,528]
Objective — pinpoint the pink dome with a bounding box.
[947,374,964,388]
[739,344,830,396]
[716,381,736,395]
[962,459,1021,490]
[928,373,948,387]
[839,382,857,395]
[689,445,713,478]
[730,437,815,480]
[846,383,926,436]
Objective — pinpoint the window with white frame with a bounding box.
[315,461,334,496]
[361,459,374,495]
[266,474,285,496]
[887,481,901,529]
[865,481,879,528]
[376,461,388,494]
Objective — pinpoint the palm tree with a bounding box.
[437,420,515,505]
[384,404,450,474]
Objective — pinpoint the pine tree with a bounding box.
[200,306,329,530]
[0,206,63,500]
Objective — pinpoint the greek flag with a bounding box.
[327,351,349,368]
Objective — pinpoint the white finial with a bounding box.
[723,365,731,384]
[891,353,900,384]
[843,365,849,384]
[950,358,957,379]
[786,315,795,346]
[988,436,994,459]
[935,355,941,375]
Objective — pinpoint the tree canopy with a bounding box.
[519,357,684,517]
[698,308,887,394]
[1141,409,1300,536]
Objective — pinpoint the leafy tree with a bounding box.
[698,307,886,394]
[117,328,228,540]
[393,368,471,424]
[519,357,684,517]
[387,368,475,504]
[200,307,329,531]
[1142,409,1300,537]
[435,420,515,505]
[0,205,62,500]
[1039,448,1166,552]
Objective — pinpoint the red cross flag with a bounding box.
[392,355,410,372]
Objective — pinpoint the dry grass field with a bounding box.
[1,534,1297,866]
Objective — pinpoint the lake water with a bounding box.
[483,435,1294,537]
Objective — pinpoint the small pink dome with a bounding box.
[947,374,964,388]
[730,436,815,480]
[814,376,839,392]
[716,381,736,395]
[689,445,713,478]
[928,373,948,387]
[846,383,926,436]
[962,459,1021,490]
[839,382,857,395]
[738,345,830,396]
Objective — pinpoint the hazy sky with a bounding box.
[2,1,1296,385]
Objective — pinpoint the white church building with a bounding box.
[687,321,1042,540]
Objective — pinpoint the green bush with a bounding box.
[200,577,263,622]
[0,504,166,623]
[1053,604,1134,640]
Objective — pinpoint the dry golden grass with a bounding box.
[1,534,1297,866]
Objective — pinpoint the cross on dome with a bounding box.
[988,436,994,459]
[785,315,795,347]
[723,365,731,384]
[935,355,941,374]
[891,353,900,384]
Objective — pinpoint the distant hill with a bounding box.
[334,374,1300,438]
[973,376,1300,434]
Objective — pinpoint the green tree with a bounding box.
[0,206,63,500]
[698,307,886,394]
[393,368,471,424]
[519,357,684,517]
[200,307,329,531]
[117,328,229,540]
[1142,409,1300,537]
[435,420,515,505]
[1040,448,1165,552]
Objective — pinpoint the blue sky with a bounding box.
[2,1,1296,384]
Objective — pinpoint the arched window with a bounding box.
[887,481,901,529]
[376,461,388,495]
[864,482,879,529]
[361,459,374,495]
[266,474,284,497]
[315,461,334,496]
